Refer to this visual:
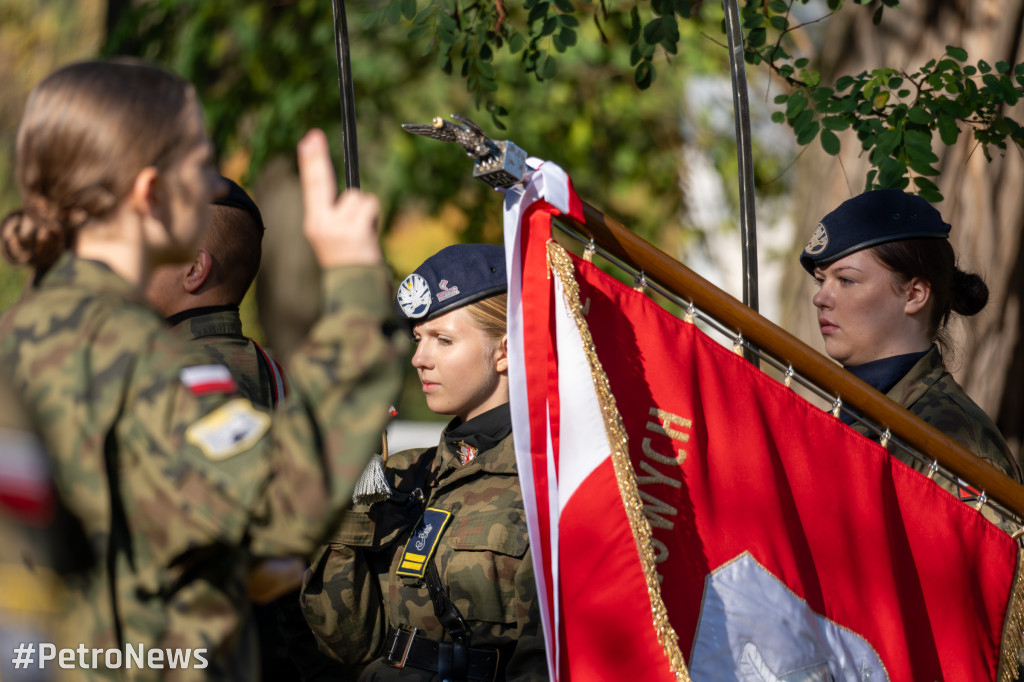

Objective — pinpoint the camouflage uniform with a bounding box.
[172,304,354,681]
[170,306,286,408]
[0,380,94,681]
[300,428,547,681]
[855,346,1022,531]
[0,253,405,680]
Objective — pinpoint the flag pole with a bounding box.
[566,201,1024,519]
[401,115,1024,520]
[722,0,758,315]
[330,0,360,189]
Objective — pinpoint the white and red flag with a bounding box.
[503,161,1024,681]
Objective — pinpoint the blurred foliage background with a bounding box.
[2,0,799,421]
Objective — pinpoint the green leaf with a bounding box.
[643,17,665,43]
[835,76,855,91]
[877,157,907,188]
[822,116,851,131]
[768,0,788,12]
[748,27,766,48]
[402,0,417,20]
[945,45,968,62]
[793,109,817,144]
[914,179,943,203]
[785,90,808,118]
[635,60,654,89]
[908,155,940,176]
[386,1,403,24]
[771,111,785,123]
[820,129,841,155]
[408,22,431,39]
[979,59,992,74]
[560,27,577,47]
[811,87,835,102]
[542,16,558,36]
[907,106,931,125]
[743,13,764,29]
[937,114,959,145]
[540,53,557,79]
[997,60,1011,74]
[874,128,902,159]
[553,0,574,11]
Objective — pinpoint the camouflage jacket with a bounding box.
[0,254,406,681]
[300,432,548,681]
[171,306,283,409]
[855,346,1021,529]
[0,380,90,682]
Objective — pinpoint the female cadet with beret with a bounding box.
[799,188,1021,525]
[300,244,547,681]
[0,58,404,678]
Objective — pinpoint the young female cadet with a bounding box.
[0,58,405,678]
[300,244,548,681]
[799,189,1021,526]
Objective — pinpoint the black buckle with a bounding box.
[385,626,417,669]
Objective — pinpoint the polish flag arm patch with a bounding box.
[180,364,238,396]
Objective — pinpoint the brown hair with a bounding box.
[204,204,263,305]
[1,58,199,271]
[870,238,988,350]
[463,294,507,340]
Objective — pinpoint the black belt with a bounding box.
[383,627,501,682]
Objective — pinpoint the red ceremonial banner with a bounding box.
[505,161,1024,682]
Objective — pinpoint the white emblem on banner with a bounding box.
[690,552,886,681]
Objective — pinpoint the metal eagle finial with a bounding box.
[401,113,497,160]
[401,113,528,189]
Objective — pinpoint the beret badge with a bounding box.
[804,223,829,256]
[398,273,432,319]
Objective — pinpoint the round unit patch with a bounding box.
[398,273,432,319]
[803,222,829,256]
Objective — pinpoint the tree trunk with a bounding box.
[782,0,1024,466]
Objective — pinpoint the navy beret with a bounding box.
[213,177,264,235]
[397,244,506,322]
[799,189,950,273]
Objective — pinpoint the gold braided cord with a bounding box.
[998,550,1024,682]
[546,240,691,681]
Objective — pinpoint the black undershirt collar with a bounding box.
[841,348,930,424]
[443,403,512,463]
[165,304,239,327]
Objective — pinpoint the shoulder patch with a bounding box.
[186,398,271,461]
[396,507,452,579]
[180,364,238,396]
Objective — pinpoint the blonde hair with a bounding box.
[463,294,507,340]
[1,59,198,271]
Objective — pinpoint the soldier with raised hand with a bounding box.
[0,58,405,680]
[301,244,548,682]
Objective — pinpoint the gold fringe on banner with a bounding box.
[998,550,1024,682]
[546,240,692,682]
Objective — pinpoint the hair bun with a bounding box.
[1,208,65,269]
[951,269,988,316]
